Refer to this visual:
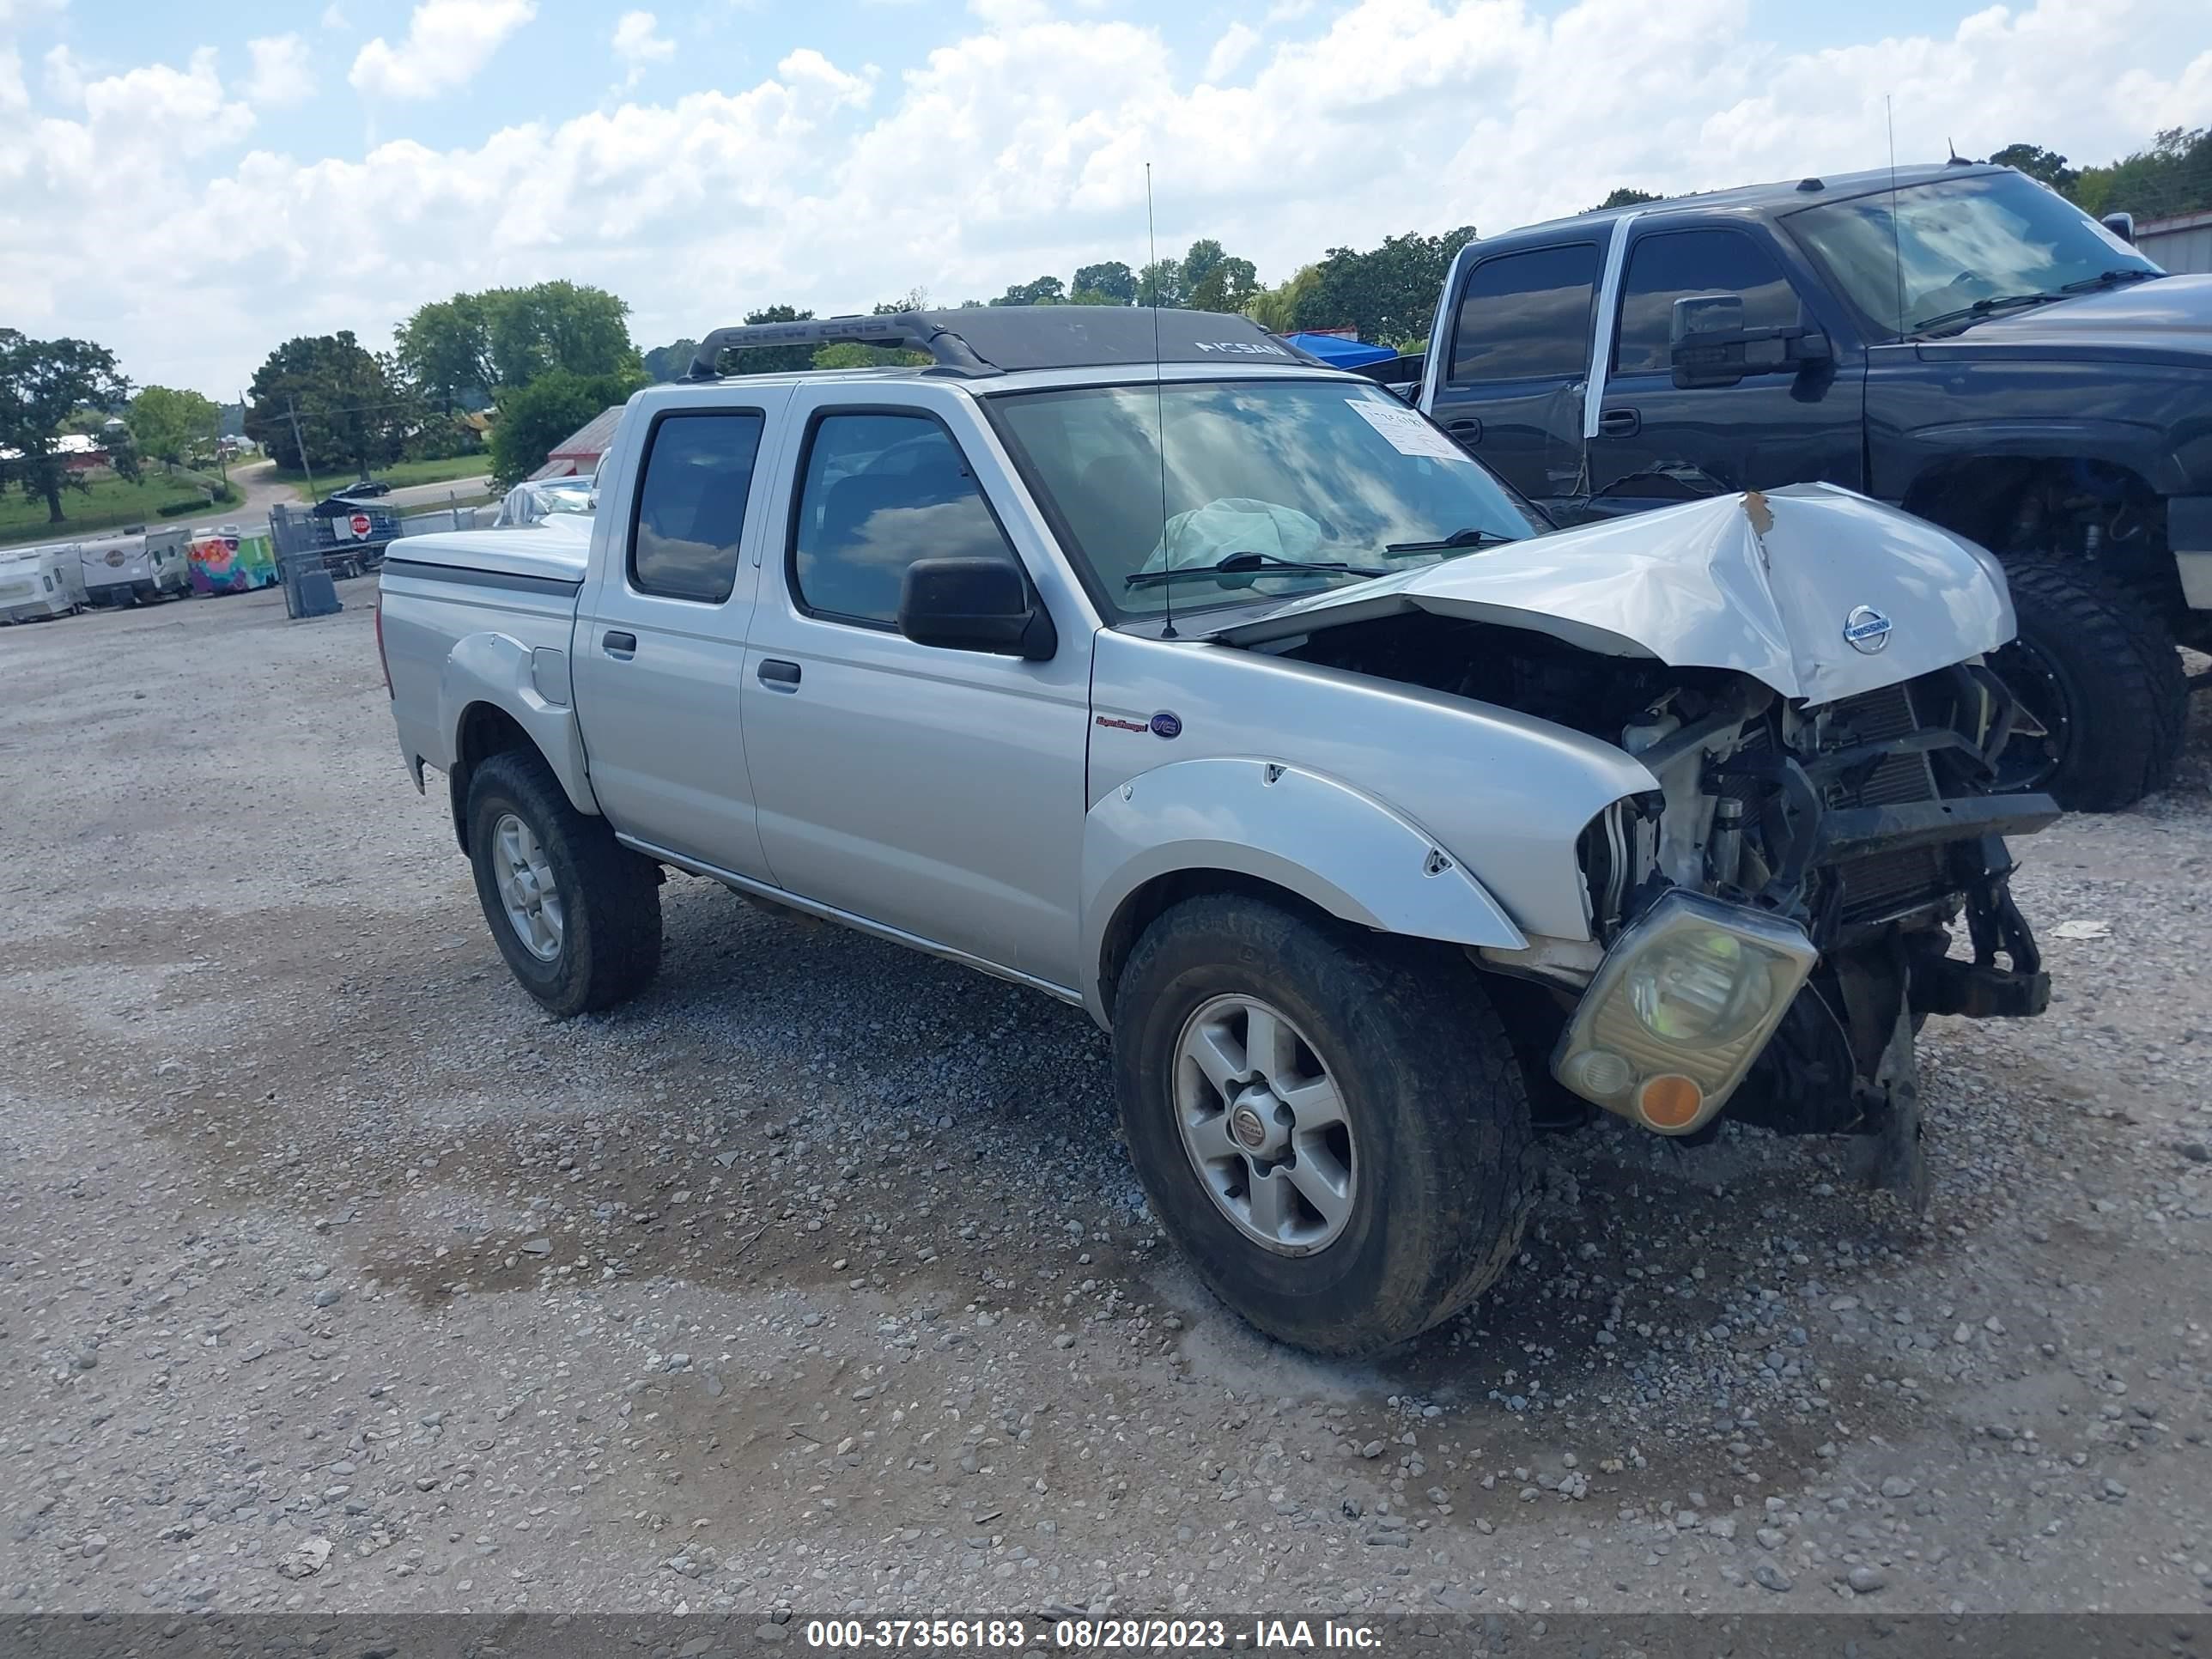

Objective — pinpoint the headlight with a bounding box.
[1552,890,1817,1135]
[1626,928,1771,1044]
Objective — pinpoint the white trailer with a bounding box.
[0,543,87,623]
[81,525,191,605]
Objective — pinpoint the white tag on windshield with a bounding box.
[1344,398,1473,463]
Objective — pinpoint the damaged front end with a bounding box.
[1553,662,2054,1201]
[1224,485,2059,1201]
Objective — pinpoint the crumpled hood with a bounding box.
[1200,483,2017,705]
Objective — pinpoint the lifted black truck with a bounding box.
[1413,161,2208,811]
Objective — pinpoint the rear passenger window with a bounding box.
[629,410,766,604]
[1614,228,1801,373]
[1449,244,1601,384]
[791,412,1018,626]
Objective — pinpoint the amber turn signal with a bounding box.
[1635,1073,1705,1131]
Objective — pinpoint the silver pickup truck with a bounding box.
[378,307,2056,1355]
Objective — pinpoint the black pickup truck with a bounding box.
[1411,161,2209,810]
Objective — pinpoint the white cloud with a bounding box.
[1202,22,1261,83]
[320,4,348,32]
[244,34,314,107]
[42,42,82,100]
[4,0,2210,397]
[611,10,674,89]
[349,0,534,100]
[0,47,24,115]
[0,0,67,27]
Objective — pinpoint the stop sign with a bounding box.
[349,513,371,538]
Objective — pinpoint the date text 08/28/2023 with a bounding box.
[802,1619,1382,1650]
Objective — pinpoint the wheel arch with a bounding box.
[1081,757,1529,1024]
[439,631,599,852]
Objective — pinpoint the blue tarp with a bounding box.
[1281,331,1397,369]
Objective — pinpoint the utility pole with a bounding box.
[285,397,317,501]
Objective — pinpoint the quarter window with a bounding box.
[629,410,766,604]
[1449,243,1601,384]
[791,412,1018,627]
[1613,228,1802,373]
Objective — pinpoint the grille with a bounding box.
[1820,683,1949,925]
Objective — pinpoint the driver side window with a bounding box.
[1613,228,1802,374]
[790,412,1019,628]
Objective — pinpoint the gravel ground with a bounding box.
[2,581,2209,1620]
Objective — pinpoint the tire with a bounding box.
[464,748,662,1018]
[1111,892,1534,1356]
[1992,558,2186,812]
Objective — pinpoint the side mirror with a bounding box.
[2100,210,2136,246]
[898,556,1056,660]
[1670,294,1831,388]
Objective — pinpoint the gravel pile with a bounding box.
[1,587,2207,1615]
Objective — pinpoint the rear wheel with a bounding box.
[465,749,661,1018]
[1992,558,2185,811]
[1111,893,1534,1356]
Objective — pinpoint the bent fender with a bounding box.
[1081,756,1527,1022]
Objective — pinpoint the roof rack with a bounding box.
[685,313,997,380]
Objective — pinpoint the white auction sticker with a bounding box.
[1344,397,1473,462]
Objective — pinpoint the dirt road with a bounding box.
[2,586,2208,1618]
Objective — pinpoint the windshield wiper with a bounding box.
[1382,526,1518,556]
[2059,267,2159,293]
[1124,550,1388,591]
[1911,291,2065,337]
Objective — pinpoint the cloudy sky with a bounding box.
[3,0,2208,398]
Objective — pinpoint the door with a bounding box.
[1427,240,1603,514]
[571,395,790,880]
[1586,225,1865,510]
[740,394,1092,988]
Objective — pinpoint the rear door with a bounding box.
[1586,223,1866,508]
[1426,240,1603,514]
[571,389,794,881]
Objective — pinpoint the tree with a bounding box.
[1136,258,1186,307]
[988,276,1066,307]
[1987,144,2078,193]
[0,330,132,524]
[2073,126,2212,217]
[395,294,499,411]
[641,339,701,382]
[1292,226,1477,347]
[241,331,405,478]
[487,368,647,489]
[1072,261,1137,304]
[1187,253,1259,313]
[127,386,219,472]
[486,281,639,389]
[1246,264,1320,332]
[1591,186,1662,210]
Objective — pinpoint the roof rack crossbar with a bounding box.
[684,313,1000,380]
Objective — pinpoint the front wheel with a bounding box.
[465,749,662,1018]
[1991,558,2186,811]
[1112,893,1534,1356]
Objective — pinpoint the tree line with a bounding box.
[9,125,2206,525]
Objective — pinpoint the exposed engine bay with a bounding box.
[1279,610,2059,1199]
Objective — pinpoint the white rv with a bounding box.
[81,526,191,605]
[0,544,88,623]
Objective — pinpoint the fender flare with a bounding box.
[438,631,599,818]
[1079,756,1528,1021]
[1890,417,2188,499]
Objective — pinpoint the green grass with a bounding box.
[270,453,489,501]
[0,474,240,550]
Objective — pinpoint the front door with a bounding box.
[1426,239,1604,515]
[739,391,1092,989]
[1585,225,1866,511]
[571,392,792,881]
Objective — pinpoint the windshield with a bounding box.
[1788,170,2160,339]
[985,378,1540,620]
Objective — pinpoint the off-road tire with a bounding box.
[465,748,661,1018]
[1112,893,1535,1356]
[1996,557,2186,811]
